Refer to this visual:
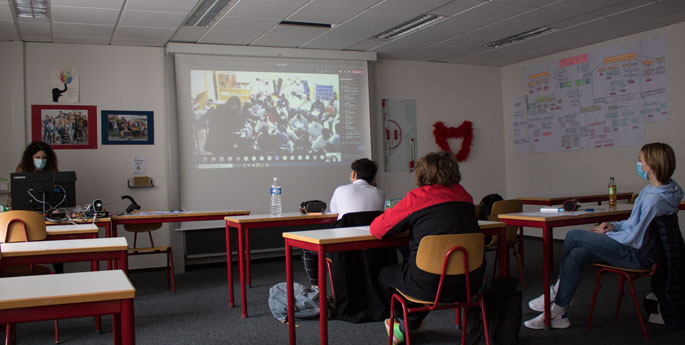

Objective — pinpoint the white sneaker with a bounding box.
[528,286,556,312]
[524,310,570,330]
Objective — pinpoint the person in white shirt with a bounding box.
[303,158,385,289]
[329,158,385,219]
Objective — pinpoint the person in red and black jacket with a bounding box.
[371,150,485,339]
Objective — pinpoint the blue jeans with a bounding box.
[555,230,651,308]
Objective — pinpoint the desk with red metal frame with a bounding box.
[282,221,507,345]
[0,237,129,274]
[46,224,99,240]
[46,217,113,237]
[0,270,136,345]
[518,192,633,206]
[497,204,633,330]
[111,210,250,237]
[225,212,338,318]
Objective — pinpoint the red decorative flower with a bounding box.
[433,121,473,162]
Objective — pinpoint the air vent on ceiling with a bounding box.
[279,21,332,29]
[184,0,237,27]
[484,27,559,48]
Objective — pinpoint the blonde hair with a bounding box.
[641,142,676,184]
[415,151,461,187]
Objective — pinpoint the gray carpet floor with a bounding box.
[8,238,685,344]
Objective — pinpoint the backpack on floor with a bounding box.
[268,282,320,323]
[465,277,522,345]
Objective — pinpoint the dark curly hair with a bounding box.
[19,141,58,172]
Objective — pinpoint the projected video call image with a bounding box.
[191,70,343,168]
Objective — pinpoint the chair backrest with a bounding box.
[489,199,523,243]
[416,233,484,275]
[123,223,163,233]
[478,193,503,220]
[629,193,639,204]
[0,210,47,243]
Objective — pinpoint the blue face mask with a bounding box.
[34,158,47,170]
[637,161,648,180]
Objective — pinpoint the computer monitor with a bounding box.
[10,171,77,212]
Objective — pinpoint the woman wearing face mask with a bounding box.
[16,141,59,173]
[525,142,683,330]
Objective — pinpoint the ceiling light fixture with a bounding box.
[184,0,237,27]
[280,20,332,29]
[484,27,559,48]
[12,0,49,19]
[375,14,447,40]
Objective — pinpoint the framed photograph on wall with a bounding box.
[31,104,97,149]
[101,110,154,145]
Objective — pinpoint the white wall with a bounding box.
[24,43,170,269]
[502,22,685,238]
[0,41,25,198]
[372,59,506,203]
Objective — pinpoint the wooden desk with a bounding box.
[498,204,633,329]
[46,224,99,240]
[282,221,506,345]
[46,217,113,237]
[224,212,338,318]
[518,192,633,206]
[0,237,129,273]
[0,270,135,345]
[111,210,250,237]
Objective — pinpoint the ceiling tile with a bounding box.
[388,54,441,62]
[589,0,656,16]
[507,7,582,28]
[199,30,261,45]
[213,16,278,33]
[125,0,197,13]
[288,4,363,24]
[0,2,13,20]
[345,39,387,51]
[114,26,175,40]
[371,30,454,53]
[18,20,50,36]
[227,0,303,20]
[546,13,604,29]
[467,22,539,43]
[270,24,329,36]
[498,0,560,7]
[53,22,114,38]
[414,43,474,59]
[53,36,110,44]
[301,24,383,49]
[372,0,453,12]
[171,26,208,42]
[52,6,120,26]
[344,7,424,28]
[444,46,492,62]
[51,0,124,10]
[544,0,627,14]
[0,20,19,40]
[424,15,495,35]
[310,0,380,8]
[119,10,187,28]
[110,38,167,46]
[430,0,490,16]
[22,34,52,42]
[457,1,537,21]
[251,33,311,47]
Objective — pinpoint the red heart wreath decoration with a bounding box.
[433,120,474,162]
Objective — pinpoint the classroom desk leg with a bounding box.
[225,222,235,307]
[246,227,252,288]
[120,251,129,275]
[285,241,296,345]
[121,299,135,345]
[542,224,553,330]
[113,312,121,345]
[238,224,248,318]
[497,227,509,278]
[317,245,328,345]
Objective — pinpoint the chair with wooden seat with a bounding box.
[629,193,639,204]
[0,210,58,345]
[388,233,490,345]
[486,200,524,288]
[123,222,175,293]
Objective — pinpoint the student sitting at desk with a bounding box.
[525,142,683,329]
[302,158,385,289]
[7,141,59,207]
[370,150,484,342]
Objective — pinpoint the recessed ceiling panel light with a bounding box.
[375,14,447,40]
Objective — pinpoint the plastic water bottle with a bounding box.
[608,176,617,206]
[270,177,282,216]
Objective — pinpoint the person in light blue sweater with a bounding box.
[525,142,683,330]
